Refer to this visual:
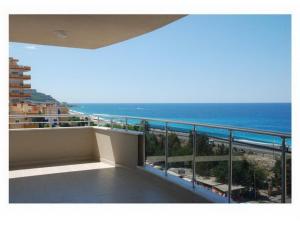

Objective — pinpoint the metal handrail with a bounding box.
[9,114,87,118]
[9,114,91,125]
[93,113,291,138]
[9,121,87,125]
[9,113,291,138]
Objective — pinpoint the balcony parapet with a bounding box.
[9,66,31,71]
[9,127,143,170]
[9,83,31,88]
[9,74,31,80]
[9,93,31,98]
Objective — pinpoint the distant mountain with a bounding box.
[30,89,60,104]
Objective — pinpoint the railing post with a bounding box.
[125,117,128,131]
[110,119,113,129]
[228,130,233,203]
[143,120,146,165]
[192,125,196,188]
[57,115,60,127]
[165,122,168,176]
[97,116,100,127]
[281,137,286,203]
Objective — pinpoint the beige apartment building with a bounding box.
[9,57,31,104]
[9,57,69,128]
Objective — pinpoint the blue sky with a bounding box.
[9,15,291,103]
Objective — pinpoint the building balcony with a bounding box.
[9,114,291,203]
[9,74,31,80]
[9,126,209,203]
[9,66,31,71]
[9,93,31,98]
[9,83,31,89]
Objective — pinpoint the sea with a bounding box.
[70,103,291,146]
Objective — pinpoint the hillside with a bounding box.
[30,89,60,104]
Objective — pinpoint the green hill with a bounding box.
[30,89,60,104]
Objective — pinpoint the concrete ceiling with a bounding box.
[9,15,185,49]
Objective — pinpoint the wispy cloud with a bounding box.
[24,45,37,50]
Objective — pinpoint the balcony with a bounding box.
[9,93,31,98]
[9,126,209,203]
[9,65,31,71]
[9,114,291,203]
[9,83,31,89]
[9,74,31,80]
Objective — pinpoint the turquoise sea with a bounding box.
[70,103,291,146]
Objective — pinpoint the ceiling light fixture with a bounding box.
[54,30,68,39]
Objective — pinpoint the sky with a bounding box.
[9,15,291,103]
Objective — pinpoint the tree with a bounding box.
[145,132,165,156]
[145,133,159,156]
[272,158,291,195]
[211,159,268,201]
[168,133,182,156]
[212,161,228,182]
[196,134,213,156]
[215,143,228,155]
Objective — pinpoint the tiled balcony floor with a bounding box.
[9,162,210,203]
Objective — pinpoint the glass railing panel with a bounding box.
[231,131,283,203]
[166,123,193,184]
[195,126,229,140]
[284,137,292,203]
[286,150,291,203]
[126,118,144,131]
[93,115,123,128]
[59,115,89,127]
[92,114,109,127]
[110,117,125,129]
[145,125,166,172]
[194,127,230,199]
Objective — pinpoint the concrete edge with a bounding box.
[9,126,144,136]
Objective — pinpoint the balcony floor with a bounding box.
[9,162,210,203]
